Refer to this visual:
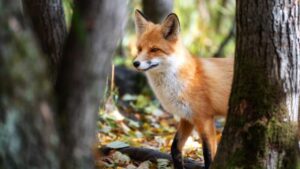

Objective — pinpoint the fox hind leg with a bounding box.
[195,116,217,169]
[171,119,194,169]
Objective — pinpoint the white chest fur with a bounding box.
[146,71,192,120]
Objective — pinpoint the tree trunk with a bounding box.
[22,0,67,81]
[1,0,127,168]
[0,0,58,168]
[212,0,300,168]
[55,0,127,169]
[142,0,173,23]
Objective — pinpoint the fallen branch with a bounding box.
[99,146,204,169]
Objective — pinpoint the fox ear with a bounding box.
[161,13,180,40]
[134,9,148,35]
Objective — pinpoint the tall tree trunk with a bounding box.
[22,0,67,81]
[55,0,127,169]
[0,0,58,168]
[142,0,173,23]
[212,0,300,168]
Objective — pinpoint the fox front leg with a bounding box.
[171,119,193,169]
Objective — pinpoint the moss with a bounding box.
[226,149,246,169]
[214,148,265,169]
[214,113,299,169]
[296,158,300,169]
[267,117,297,147]
[267,117,298,169]
[217,112,299,169]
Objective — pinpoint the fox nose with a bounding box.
[133,61,140,68]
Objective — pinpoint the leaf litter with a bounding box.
[96,81,223,168]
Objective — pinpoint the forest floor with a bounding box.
[96,91,224,169]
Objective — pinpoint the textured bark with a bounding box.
[212,0,300,169]
[0,0,58,168]
[22,0,67,81]
[142,0,173,23]
[55,0,127,169]
[0,0,127,168]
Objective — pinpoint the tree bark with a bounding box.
[55,0,127,169]
[22,0,67,81]
[142,0,173,23]
[0,0,58,168]
[212,0,300,168]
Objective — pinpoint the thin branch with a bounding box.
[213,21,236,58]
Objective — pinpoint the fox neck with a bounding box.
[145,45,196,120]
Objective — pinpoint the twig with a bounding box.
[110,64,115,93]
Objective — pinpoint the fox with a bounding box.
[133,10,233,169]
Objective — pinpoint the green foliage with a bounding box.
[110,0,236,70]
[63,0,73,29]
[174,0,235,56]
[62,0,236,62]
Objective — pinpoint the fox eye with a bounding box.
[137,46,142,53]
[150,47,160,52]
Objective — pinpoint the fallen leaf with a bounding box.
[107,141,130,149]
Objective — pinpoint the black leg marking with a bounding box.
[171,133,184,169]
[202,137,212,169]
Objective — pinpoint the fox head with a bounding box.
[133,10,184,73]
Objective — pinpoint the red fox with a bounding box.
[133,10,233,169]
